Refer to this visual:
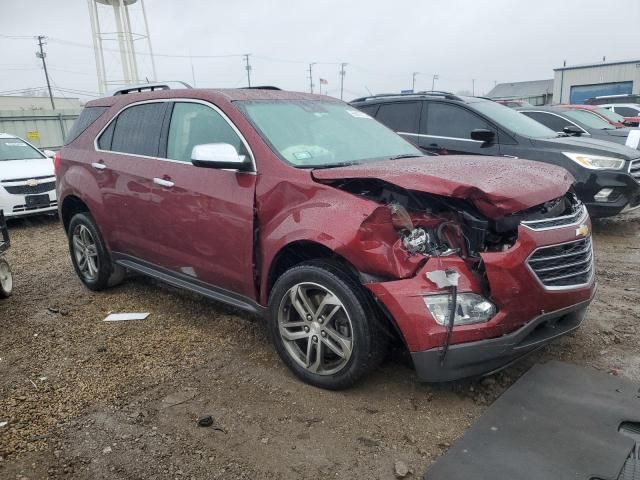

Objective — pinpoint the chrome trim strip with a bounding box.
[92,98,257,174]
[519,110,589,135]
[521,204,588,232]
[533,250,593,273]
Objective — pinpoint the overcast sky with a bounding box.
[1,0,639,102]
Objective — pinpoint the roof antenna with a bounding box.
[364,86,373,96]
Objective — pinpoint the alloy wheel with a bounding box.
[72,224,99,281]
[0,259,12,294]
[277,282,354,375]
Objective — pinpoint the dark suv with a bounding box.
[351,92,640,217]
[57,84,595,389]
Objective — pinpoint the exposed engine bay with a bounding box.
[325,178,580,281]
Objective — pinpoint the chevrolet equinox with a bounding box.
[57,85,596,389]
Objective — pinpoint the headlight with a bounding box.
[423,293,496,326]
[562,152,625,170]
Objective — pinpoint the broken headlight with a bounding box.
[423,293,496,326]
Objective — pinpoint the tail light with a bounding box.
[53,152,61,176]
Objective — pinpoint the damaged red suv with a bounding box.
[57,85,596,389]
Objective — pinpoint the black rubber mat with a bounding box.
[423,361,640,480]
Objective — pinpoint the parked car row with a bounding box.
[350,91,640,217]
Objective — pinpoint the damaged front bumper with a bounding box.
[366,223,597,383]
[409,293,594,382]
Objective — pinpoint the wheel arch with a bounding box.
[61,195,90,233]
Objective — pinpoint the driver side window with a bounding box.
[166,102,248,162]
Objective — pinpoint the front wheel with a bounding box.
[0,257,13,298]
[268,261,387,390]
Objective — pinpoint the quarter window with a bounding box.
[614,106,639,117]
[166,102,247,162]
[426,103,492,139]
[104,102,166,157]
[375,102,420,133]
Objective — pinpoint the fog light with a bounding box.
[423,293,496,326]
[594,188,614,202]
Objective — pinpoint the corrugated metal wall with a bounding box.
[0,109,80,150]
[553,62,640,104]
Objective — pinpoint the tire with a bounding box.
[267,260,388,390]
[67,212,125,291]
[0,257,13,298]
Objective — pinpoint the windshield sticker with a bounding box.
[4,142,28,147]
[346,109,372,119]
[293,151,312,160]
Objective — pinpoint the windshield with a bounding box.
[594,107,626,123]
[0,138,45,161]
[561,109,616,130]
[237,100,421,167]
[471,100,558,138]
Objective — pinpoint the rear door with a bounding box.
[419,102,499,155]
[95,101,168,257]
[373,102,422,146]
[143,100,257,298]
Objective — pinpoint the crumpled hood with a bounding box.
[312,156,574,219]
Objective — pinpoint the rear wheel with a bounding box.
[0,257,13,298]
[68,213,125,291]
[268,260,387,390]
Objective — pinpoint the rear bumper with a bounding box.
[410,293,593,382]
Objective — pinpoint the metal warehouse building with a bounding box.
[553,59,640,104]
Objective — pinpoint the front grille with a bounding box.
[528,237,594,288]
[521,204,587,231]
[4,182,56,195]
[630,159,640,182]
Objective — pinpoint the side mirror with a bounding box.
[43,149,55,158]
[470,129,495,144]
[562,125,583,136]
[191,143,250,170]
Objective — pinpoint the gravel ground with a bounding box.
[1,211,639,479]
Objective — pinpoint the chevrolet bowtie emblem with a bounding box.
[27,179,39,187]
[576,224,590,237]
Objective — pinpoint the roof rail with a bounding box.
[351,90,463,103]
[112,81,193,96]
[240,85,281,90]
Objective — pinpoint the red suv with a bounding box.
[56,85,596,389]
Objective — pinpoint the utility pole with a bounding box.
[431,74,439,91]
[36,35,55,110]
[339,63,347,100]
[243,54,252,87]
[472,78,475,96]
[412,72,419,92]
[308,63,315,93]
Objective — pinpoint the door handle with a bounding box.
[91,162,106,170]
[153,177,174,188]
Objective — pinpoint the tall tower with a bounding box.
[87,0,157,94]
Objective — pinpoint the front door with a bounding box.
[143,101,257,298]
[418,102,500,156]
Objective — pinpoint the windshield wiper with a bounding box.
[388,153,423,160]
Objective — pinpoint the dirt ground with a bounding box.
[1,211,639,479]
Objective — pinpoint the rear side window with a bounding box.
[104,102,167,157]
[375,102,420,133]
[166,102,247,162]
[522,111,574,133]
[426,103,492,139]
[65,106,107,144]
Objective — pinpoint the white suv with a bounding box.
[0,133,57,218]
